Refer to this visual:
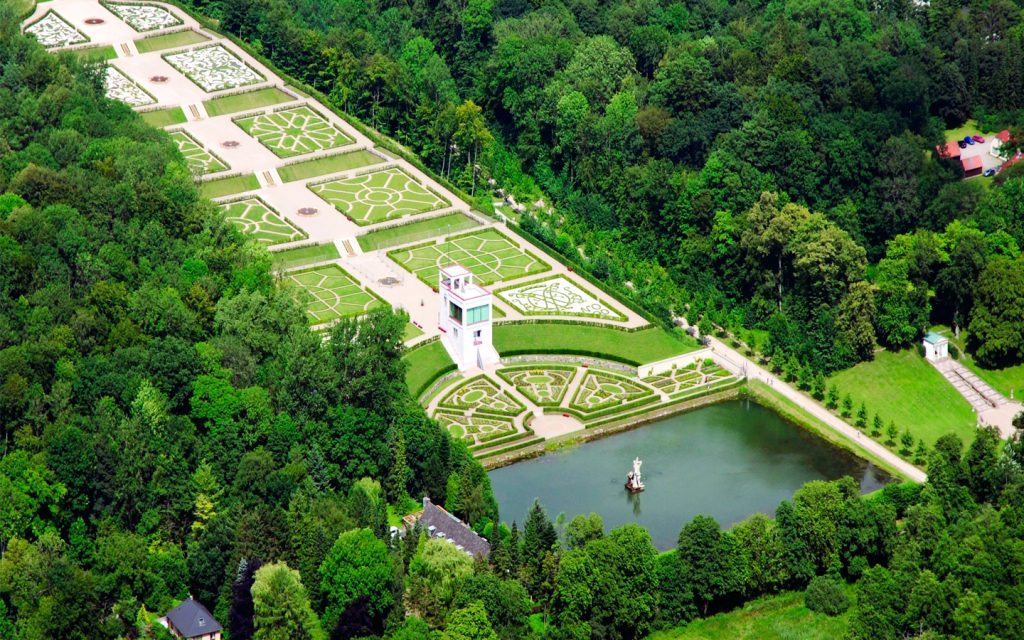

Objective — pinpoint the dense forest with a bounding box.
[187,0,1024,372]
[5,1,1024,640]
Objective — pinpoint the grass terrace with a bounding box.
[278,149,383,183]
[199,173,259,199]
[203,86,294,117]
[404,341,455,399]
[270,243,340,271]
[134,29,209,54]
[827,348,976,447]
[73,45,117,62]
[493,323,698,365]
[140,106,186,128]
[356,213,479,252]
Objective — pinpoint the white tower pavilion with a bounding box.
[438,265,499,370]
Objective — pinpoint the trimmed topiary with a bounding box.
[804,575,849,616]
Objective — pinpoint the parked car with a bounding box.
[959,140,968,149]
[964,136,975,145]
[983,168,997,177]
[973,135,986,143]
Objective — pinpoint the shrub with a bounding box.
[804,576,849,616]
[915,342,926,357]
[949,343,960,360]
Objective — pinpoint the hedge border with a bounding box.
[167,128,231,177]
[495,365,577,407]
[476,437,545,460]
[161,43,265,93]
[24,10,91,47]
[587,378,744,429]
[493,273,629,323]
[232,104,357,159]
[100,1,184,32]
[214,193,308,246]
[568,369,657,413]
[433,408,517,445]
[308,165,452,228]
[436,374,525,417]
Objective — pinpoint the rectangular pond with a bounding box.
[489,399,891,550]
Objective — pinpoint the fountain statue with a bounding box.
[624,457,645,493]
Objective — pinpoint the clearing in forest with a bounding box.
[311,167,449,226]
[235,106,353,158]
[218,197,306,246]
[388,228,549,286]
[170,130,228,175]
[285,264,384,324]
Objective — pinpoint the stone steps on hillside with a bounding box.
[932,358,1007,412]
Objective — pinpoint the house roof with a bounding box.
[924,332,948,345]
[961,155,983,171]
[996,129,1010,142]
[936,140,961,159]
[419,498,491,558]
[166,598,222,638]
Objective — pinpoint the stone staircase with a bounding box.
[932,358,1007,412]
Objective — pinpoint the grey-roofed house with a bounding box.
[415,497,491,558]
[163,597,222,640]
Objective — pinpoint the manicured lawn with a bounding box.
[278,149,383,182]
[827,348,976,447]
[135,30,209,54]
[388,228,550,286]
[649,590,850,640]
[235,105,354,158]
[404,340,456,398]
[943,118,997,142]
[357,213,479,252]
[218,197,305,245]
[140,106,186,128]
[310,167,448,225]
[285,264,384,325]
[199,173,259,199]
[202,87,294,117]
[73,45,116,62]
[270,243,340,271]
[403,322,424,341]
[493,323,699,365]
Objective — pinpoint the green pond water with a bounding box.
[489,399,891,550]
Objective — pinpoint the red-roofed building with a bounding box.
[996,129,1010,143]
[961,155,983,177]
[936,140,961,159]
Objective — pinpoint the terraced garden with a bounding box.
[438,376,525,416]
[389,228,550,286]
[497,275,626,320]
[285,264,385,324]
[170,130,227,175]
[497,366,575,406]
[311,167,449,225]
[218,197,306,245]
[235,105,353,157]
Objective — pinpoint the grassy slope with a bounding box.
[827,348,976,447]
[649,591,850,640]
[135,30,209,54]
[270,243,340,271]
[358,213,480,252]
[493,323,699,365]
[203,86,294,117]
[278,149,382,182]
[404,340,453,398]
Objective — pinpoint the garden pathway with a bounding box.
[702,334,927,483]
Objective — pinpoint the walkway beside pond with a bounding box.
[705,336,927,483]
